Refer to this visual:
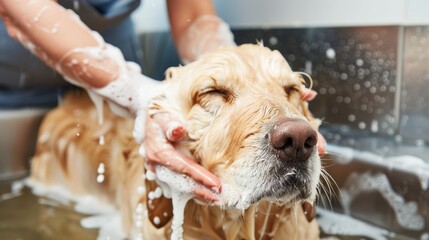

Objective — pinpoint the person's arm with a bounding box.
[167,0,216,44]
[167,0,236,64]
[0,0,221,201]
[0,0,116,88]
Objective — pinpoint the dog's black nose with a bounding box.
[268,118,317,162]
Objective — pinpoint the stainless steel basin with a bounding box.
[319,126,429,240]
[0,109,48,180]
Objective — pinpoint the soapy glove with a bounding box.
[177,15,236,65]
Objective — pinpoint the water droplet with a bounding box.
[344,97,351,104]
[269,36,278,46]
[148,191,155,200]
[358,122,366,129]
[97,163,105,174]
[97,163,105,183]
[326,48,336,59]
[348,114,356,122]
[348,139,356,145]
[96,174,105,183]
[354,84,361,90]
[395,135,402,143]
[364,81,371,88]
[137,185,146,195]
[356,58,364,66]
[135,219,143,228]
[371,120,379,133]
[99,135,105,145]
[153,216,161,225]
[305,60,312,75]
[73,0,80,10]
[416,139,425,147]
[154,187,163,198]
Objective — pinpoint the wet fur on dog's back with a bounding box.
[31,44,321,239]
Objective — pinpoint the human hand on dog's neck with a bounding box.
[143,112,222,203]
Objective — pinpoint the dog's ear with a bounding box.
[148,66,190,117]
[145,176,173,228]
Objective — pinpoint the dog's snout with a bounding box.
[268,118,317,162]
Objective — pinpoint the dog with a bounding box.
[30,44,322,239]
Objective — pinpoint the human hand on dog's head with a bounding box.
[142,112,221,203]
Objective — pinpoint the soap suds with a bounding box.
[341,172,425,231]
[327,145,429,190]
[317,208,395,240]
[150,165,203,240]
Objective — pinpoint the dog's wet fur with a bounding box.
[31,44,322,239]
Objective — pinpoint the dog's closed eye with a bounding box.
[196,87,233,103]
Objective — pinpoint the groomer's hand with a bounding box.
[143,112,221,203]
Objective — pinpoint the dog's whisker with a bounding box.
[316,169,340,212]
[284,171,296,176]
[321,161,337,169]
[324,171,340,201]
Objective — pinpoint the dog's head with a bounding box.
[148,44,321,222]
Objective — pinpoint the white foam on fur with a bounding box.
[153,166,196,240]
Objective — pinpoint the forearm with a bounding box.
[1,0,117,88]
[167,0,216,44]
[166,0,235,64]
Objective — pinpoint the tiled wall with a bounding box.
[233,27,400,136]
[139,25,429,144]
[401,26,429,142]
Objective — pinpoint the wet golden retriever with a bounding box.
[30,44,322,239]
